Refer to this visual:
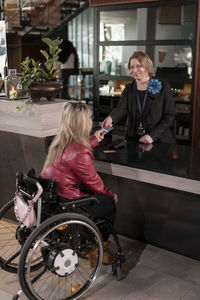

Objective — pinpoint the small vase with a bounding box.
[29,82,63,102]
[4,69,19,99]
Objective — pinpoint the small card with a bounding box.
[102,126,113,135]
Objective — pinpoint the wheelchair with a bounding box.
[0,169,125,300]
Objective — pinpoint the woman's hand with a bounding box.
[101,116,113,128]
[113,193,118,204]
[139,143,153,152]
[139,134,153,144]
[94,129,104,143]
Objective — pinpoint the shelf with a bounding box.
[99,75,133,81]
[99,95,120,101]
[175,114,190,121]
[176,135,189,141]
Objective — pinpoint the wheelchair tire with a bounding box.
[18,212,104,300]
[0,199,44,273]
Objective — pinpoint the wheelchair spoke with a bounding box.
[1,248,21,268]
[31,266,48,284]
[0,201,21,272]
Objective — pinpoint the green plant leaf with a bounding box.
[40,50,49,60]
[41,37,53,47]
[20,37,62,90]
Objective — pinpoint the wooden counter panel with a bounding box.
[0,99,66,137]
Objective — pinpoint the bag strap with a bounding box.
[14,177,43,225]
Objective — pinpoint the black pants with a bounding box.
[82,194,116,241]
[59,189,116,241]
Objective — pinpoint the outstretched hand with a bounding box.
[101,116,113,128]
[94,129,104,142]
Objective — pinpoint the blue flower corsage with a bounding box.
[147,79,162,94]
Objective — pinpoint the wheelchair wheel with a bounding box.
[0,200,43,273]
[18,212,103,300]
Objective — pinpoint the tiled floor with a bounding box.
[1,234,200,300]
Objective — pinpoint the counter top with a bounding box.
[93,140,200,194]
[0,99,67,137]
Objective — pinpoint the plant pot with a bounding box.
[29,82,63,102]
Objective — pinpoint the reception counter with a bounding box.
[93,140,200,260]
[94,141,200,194]
[1,98,200,260]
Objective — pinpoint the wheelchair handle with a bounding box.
[16,172,43,203]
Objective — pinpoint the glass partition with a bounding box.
[68,7,93,68]
[99,46,145,76]
[100,5,196,41]
[155,5,196,40]
[99,45,193,78]
[100,9,138,41]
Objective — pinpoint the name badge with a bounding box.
[136,122,145,136]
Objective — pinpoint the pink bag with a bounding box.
[14,180,43,228]
[14,193,37,228]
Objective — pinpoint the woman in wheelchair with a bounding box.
[40,101,118,265]
[0,101,125,300]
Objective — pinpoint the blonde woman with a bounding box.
[102,51,175,144]
[40,101,118,246]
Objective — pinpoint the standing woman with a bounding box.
[40,102,118,244]
[102,51,175,143]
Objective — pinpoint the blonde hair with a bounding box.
[128,51,154,77]
[43,101,92,169]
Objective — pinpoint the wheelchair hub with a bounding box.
[48,248,78,277]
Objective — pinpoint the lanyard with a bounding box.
[136,89,148,119]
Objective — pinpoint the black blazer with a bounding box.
[110,78,175,143]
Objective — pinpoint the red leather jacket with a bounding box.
[40,136,114,200]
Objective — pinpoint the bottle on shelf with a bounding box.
[108,80,114,94]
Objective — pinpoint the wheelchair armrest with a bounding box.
[60,197,99,209]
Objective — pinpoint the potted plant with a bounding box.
[19,37,63,103]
